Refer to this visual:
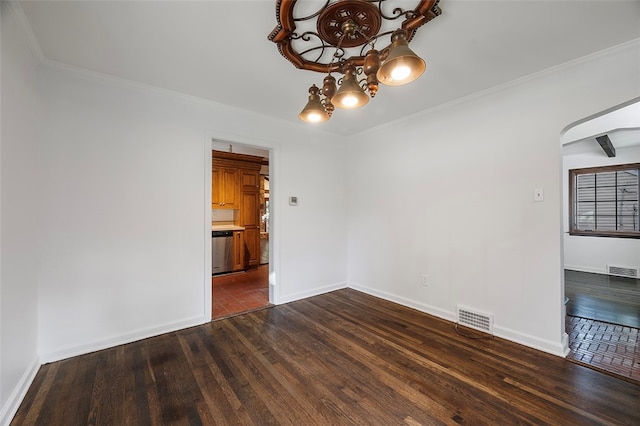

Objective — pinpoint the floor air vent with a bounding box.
[457,306,494,334]
[607,265,639,279]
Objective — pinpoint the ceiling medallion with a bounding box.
[269,0,442,123]
[316,1,382,49]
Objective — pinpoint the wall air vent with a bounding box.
[457,305,494,334]
[607,265,639,279]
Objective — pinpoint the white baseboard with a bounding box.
[348,282,569,358]
[348,281,457,323]
[40,315,208,363]
[563,264,607,275]
[561,332,570,357]
[276,281,348,305]
[493,325,570,357]
[0,356,40,426]
[40,279,347,363]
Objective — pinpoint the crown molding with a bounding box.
[356,38,640,138]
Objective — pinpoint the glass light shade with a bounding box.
[377,31,426,86]
[331,70,369,109]
[298,85,329,123]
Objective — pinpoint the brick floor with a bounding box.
[212,265,270,320]
[566,315,640,384]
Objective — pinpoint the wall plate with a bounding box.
[534,188,544,202]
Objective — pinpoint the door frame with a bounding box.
[203,134,280,321]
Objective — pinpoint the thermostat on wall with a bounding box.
[289,196,298,206]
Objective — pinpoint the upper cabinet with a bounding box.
[212,151,263,210]
[240,170,260,192]
[212,167,239,209]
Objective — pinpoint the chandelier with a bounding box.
[269,0,442,123]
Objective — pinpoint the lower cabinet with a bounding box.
[241,189,260,268]
[243,228,260,267]
[232,231,244,272]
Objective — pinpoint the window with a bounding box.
[569,163,639,238]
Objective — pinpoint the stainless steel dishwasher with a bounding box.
[212,230,233,275]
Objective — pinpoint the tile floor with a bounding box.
[212,265,270,320]
[566,315,640,384]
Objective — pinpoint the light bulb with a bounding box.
[391,64,411,81]
[298,84,329,123]
[376,29,426,86]
[341,95,358,108]
[307,112,323,122]
[331,66,369,109]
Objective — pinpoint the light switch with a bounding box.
[289,196,298,206]
[534,188,544,202]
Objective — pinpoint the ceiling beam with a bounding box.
[596,135,616,157]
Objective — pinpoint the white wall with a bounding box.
[3,6,638,421]
[563,145,640,274]
[0,4,41,424]
[36,65,348,361]
[346,41,640,356]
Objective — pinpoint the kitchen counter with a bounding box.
[212,224,245,231]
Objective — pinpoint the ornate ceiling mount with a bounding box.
[316,1,382,49]
[268,0,442,123]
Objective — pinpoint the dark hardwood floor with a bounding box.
[565,269,640,328]
[13,289,640,425]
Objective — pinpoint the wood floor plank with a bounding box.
[63,351,96,425]
[11,288,640,425]
[236,320,351,425]
[88,347,121,425]
[291,295,540,424]
[214,321,297,425]
[218,320,324,425]
[565,269,640,328]
[33,359,73,425]
[17,363,58,425]
[281,302,478,423]
[192,332,247,423]
[233,312,374,425]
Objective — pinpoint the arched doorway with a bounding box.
[560,98,640,382]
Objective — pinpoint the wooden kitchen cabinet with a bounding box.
[211,167,239,209]
[240,170,260,192]
[241,191,259,227]
[212,150,264,268]
[241,191,260,267]
[243,228,260,267]
[232,230,244,272]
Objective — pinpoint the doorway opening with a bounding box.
[560,99,640,383]
[211,142,272,320]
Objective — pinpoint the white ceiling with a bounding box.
[17,0,640,136]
